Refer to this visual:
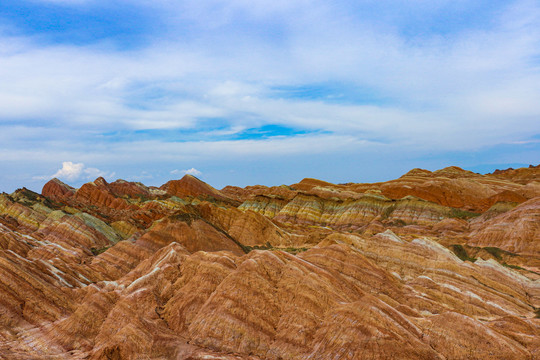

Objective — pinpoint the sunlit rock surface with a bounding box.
[0,166,538,359]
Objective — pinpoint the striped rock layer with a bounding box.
[0,165,538,359]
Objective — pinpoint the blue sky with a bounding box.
[0,0,539,192]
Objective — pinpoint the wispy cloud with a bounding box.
[171,168,202,177]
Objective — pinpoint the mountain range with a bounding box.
[0,165,539,359]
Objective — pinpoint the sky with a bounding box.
[0,0,539,193]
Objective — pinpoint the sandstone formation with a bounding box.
[0,166,538,359]
[161,175,233,203]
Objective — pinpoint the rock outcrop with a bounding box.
[41,178,76,201]
[161,175,233,203]
[469,197,540,257]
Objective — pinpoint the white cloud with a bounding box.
[52,161,85,181]
[33,161,114,182]
[171,168,202,177]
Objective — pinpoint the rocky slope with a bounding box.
[0,165,539,359]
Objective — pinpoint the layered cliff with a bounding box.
[0,165,538,359]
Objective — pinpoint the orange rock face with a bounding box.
[469,197,540,256]
[42,178,76,201]
[162,175,233,203]
[0,168,538,359]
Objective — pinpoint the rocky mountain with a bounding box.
[0,165,539,359]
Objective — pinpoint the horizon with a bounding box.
[5,162,537,195]
[1,1,539,193]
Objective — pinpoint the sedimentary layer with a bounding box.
[0,165,538,359]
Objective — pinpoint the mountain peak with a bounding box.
[161,175,230,201]
[42,177,76,200]
[93,177,109,186]
[433,166,478,178]
[400,168,433,177]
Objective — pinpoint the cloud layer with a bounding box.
[1,0,539,192]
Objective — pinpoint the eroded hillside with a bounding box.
[0,165,539,359]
